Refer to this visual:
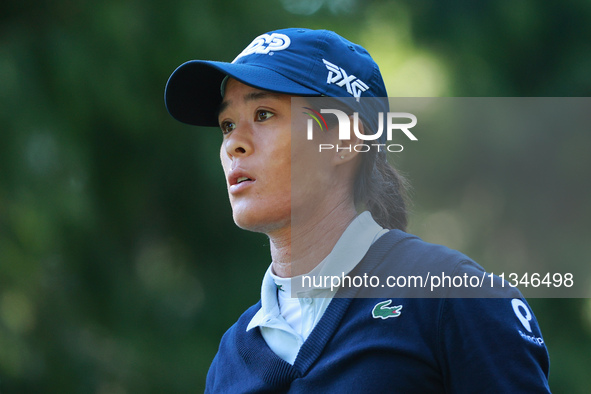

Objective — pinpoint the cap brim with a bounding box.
[164,60,321,127]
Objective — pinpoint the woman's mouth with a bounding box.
[229,171,256,194]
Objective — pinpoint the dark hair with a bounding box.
[305,98,409,230]
[354,149,409,231]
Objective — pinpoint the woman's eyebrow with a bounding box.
[244,91,282,102]
[218,92,283,118]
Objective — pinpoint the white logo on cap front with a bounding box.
[233,33,291,63]
[323,59,369,98]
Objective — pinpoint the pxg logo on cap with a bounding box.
[322,59,369,98]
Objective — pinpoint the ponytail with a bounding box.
[354,151,409,231]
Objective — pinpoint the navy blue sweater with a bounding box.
[206,230,550,393]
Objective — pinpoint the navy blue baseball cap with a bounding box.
[165,28,389,127]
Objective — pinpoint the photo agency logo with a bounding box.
[303,106,418,153]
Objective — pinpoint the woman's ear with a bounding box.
[333,114,364,165]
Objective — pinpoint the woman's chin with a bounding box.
[232,209,290,234]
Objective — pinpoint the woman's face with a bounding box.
[218,79,341,234]
[218,79,294,233]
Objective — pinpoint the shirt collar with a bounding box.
[306,211,385,280]
[247,264,281,331]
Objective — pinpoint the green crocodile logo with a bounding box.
[372,300,402,319]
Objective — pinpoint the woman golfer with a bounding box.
[165,28,550,393]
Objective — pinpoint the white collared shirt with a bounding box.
[246,211,387,364]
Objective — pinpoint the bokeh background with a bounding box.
[1,0,590,392]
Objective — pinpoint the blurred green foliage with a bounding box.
[1,0,590,392]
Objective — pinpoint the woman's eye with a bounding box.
[220,121,235,135]
[256,110,274,122]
